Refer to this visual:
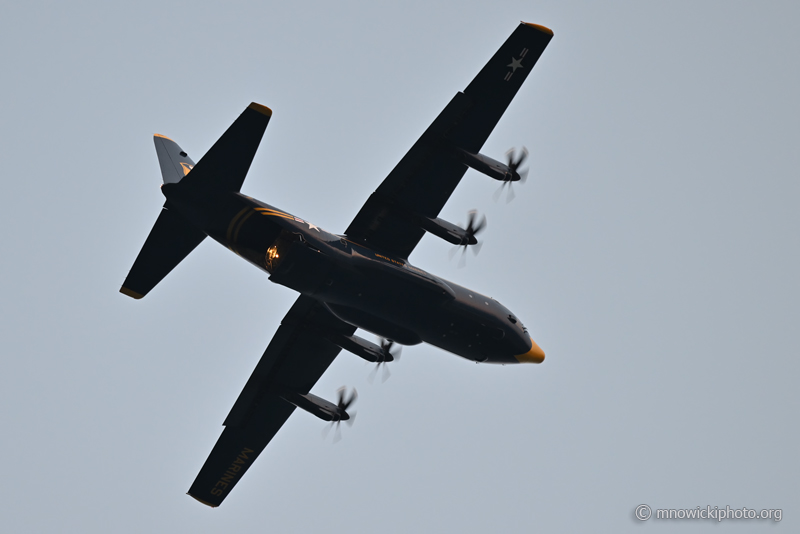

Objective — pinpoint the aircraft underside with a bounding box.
[120,22,552,507]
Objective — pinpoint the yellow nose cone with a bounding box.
[515,338,545,364]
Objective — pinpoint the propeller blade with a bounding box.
[493,182,508,203]
[369,361,392,383]
[322,386,357,441]
[473,215,487,235]
[505,147,515,164]
[472,240,483,256]
[343,388,357,410]
[515,147,529,168]
[333,423,343,444]
[457,247,468,268]
[506,146,528,169]
[368,364,380,384]
[369,339,402,383]
[380,338,402,361]
[450,210,487,265]
[506,184,516,203]
[504,146,529,186]
[465,210,486,235]
[346,411,357,427]
[335,386,357,409]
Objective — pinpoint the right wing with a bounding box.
[187,295,355,507]
[345,23,553,259]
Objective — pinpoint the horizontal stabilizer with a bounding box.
[120,203,206,299]
[183,102,272,193]
[154,135,196,184]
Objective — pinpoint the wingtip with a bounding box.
[187,493,219,508]
[119,287,144,299]
[248,102,273,117]
[154,133,174,142]
[522,22,554,36]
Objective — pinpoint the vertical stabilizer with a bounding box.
[154,134,196,184]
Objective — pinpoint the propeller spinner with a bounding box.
[493,147,529,203]
[321,386,358,443]
[368,338,402,384]
[449,210,487,268]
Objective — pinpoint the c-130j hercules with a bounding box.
[120,22,552,507]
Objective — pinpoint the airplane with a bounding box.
[120,22,553,507]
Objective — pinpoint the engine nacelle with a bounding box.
[412,214,474,246]
[327,333,393,362]
[279,391,349,422]
[455,148,519,182]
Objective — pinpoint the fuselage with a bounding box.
[163,186,543,364]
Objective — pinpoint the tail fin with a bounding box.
[120,102,272,299]
[120,136,205,299]
[154,134,196,184]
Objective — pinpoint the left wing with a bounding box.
[187,296,355,507]
[345,23,553,259]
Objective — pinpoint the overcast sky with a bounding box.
[1,1,798,532]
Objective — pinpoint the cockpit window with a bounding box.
[508,314,528,333]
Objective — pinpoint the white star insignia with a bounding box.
[307,222,320,231]
[507,57,524,72]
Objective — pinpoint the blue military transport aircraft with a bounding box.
[120,22,553,507]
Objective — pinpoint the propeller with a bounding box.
[368,338,402,384]
[321,386,357,443]
[493,147,529,203]
[448,210,487,268]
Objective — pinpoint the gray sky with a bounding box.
[1,1,797,532]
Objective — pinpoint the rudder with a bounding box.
[154,134,196,184]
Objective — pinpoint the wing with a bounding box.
[187,295,355,507]
[344,23,553,259]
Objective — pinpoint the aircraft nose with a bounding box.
[515,337,545,364]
